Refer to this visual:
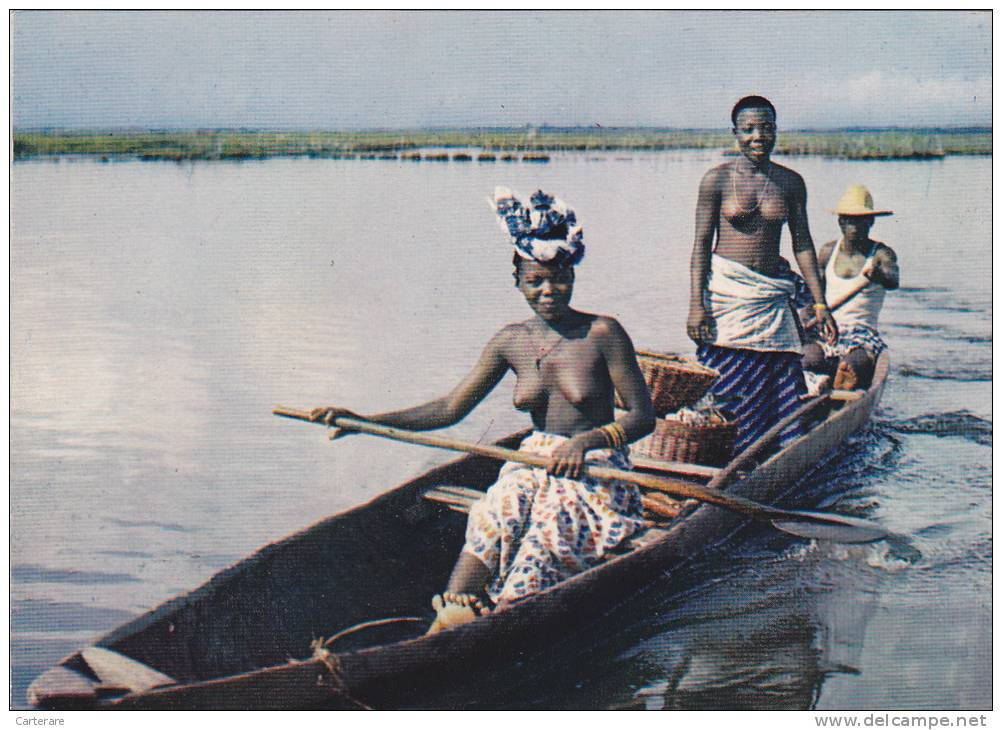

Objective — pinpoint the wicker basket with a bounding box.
[631,416,736,467]
[615,351,719,417]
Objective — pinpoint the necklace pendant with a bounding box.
[533,329,565,370]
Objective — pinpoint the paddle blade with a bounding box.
[771,511,890,544]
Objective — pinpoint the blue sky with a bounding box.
[11,10,992,130]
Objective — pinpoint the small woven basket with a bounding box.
[615,351,719,417]
[631,416,736,467]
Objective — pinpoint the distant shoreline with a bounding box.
[12,127,991,162]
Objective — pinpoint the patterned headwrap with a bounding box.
[490,187,585,266]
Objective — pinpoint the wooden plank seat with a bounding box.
[829,389,865,402]
[630,456,721,479]
[80,647,176,694]
[27,666,100,708]
[28,648,177,708]
[422,485,485,515]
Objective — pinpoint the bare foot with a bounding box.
[833,360,859,390]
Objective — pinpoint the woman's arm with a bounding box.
[788,173,838,345]
[312,329,511,437]
[548,317,655,478]
[687,168,721,344]
[797,240,836,327]
[599,317,657,441]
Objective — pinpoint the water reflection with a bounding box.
[625,576,872,710]
[612,537,881,710]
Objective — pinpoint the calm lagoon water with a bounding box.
[10,151,991,709]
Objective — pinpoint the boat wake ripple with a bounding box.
[897,287,989,316]
[885,322,992,345]
[784,532,919,571]
[896,365,992,382]
[880,411,992,447]
[795,425,904,506]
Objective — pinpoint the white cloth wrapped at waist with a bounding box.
[705,253,802,354]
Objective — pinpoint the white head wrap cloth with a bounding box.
[489,187,585,266]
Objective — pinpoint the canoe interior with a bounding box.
[35,352,889,708]
[83,431,529,685]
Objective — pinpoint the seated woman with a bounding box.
[312,188,655,633]
[687,95,838,455]
[801,184,899,389]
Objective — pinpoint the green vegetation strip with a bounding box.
[13,128,991,161]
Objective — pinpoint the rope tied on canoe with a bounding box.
[309,638,373,710]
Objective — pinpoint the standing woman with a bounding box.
[313,188,655,633]
[687,95,838,454]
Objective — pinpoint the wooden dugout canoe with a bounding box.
[28,353,889,710]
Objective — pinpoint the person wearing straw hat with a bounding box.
[801,184,899,390]
[312,188,655,633]
[687,95,837,456]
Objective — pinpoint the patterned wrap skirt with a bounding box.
[462,432,646,605]
[697,344,808,454]
[820,324,887,360]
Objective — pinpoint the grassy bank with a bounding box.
[12,127,992,161]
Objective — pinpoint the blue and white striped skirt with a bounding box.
[697,344,808,455]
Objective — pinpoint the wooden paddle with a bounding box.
[273,401,889,544]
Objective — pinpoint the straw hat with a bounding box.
[832,184,893,216]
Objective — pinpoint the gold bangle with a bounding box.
[614,423,628,448]
[600,422,627,449]
[812,303,829,311]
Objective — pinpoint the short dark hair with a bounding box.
[731,95,777,127]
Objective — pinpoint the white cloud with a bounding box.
[802,71,991,128]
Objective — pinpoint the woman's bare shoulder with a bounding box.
[589,314,630,341]
[486,321,530,355]
[768,165,808,206]
[495,320,531,341]
[769,162,806,186]
[701,162,731,183]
